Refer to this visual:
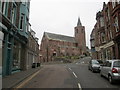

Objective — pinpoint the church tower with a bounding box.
[74,17,86,55]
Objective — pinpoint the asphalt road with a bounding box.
[17,57,120,89]
[21,64,78,88]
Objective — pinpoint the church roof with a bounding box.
[44,32,76,43]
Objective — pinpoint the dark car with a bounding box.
[88,60,101,72]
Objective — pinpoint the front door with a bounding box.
[6,48,11,74]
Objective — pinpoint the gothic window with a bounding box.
[76,29,78,33]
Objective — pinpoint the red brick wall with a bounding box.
[74,26,86,54]
[40,34,81,62]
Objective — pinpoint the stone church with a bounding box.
[40,18,86,62]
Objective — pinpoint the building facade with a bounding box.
[1,1,30,76]
[111,0,120,59]
[40,18,86,62]
[90,25,97,59]
[90,1,120,60]
[26,27,39,69]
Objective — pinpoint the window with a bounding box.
[11,3,16,24]
[107,49,111,59]
[100,17,104,27]
[106,62,111,67]
[26,18,29,32]
[27,2,30,10]
[76,29,78,33]
[112,1,116,8]
[2,0,9,16]
[81,29,84,33]
[113,61,120,67]
[114,16,119,32]
[22,2,26,5]
[75,43,78,47]
[2,2,6,15]
[53,52,57,56]
[109,30,113,39]
[101,32,106,43]
[20,14,25,30]
[117,0,120,4]
[107,8,110,20]
[13,40,21,70]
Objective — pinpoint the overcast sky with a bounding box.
[29,0,109,48]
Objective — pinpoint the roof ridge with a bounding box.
[45,32,74,38]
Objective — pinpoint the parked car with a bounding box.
[97,60,104,71]
[100,60,120,84]
[88,59,101,72]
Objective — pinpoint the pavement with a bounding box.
[2,66,42,89]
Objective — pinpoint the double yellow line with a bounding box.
[14,70,40,88]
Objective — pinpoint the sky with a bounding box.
[29,0,109,48]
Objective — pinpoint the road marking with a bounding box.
[69,68,72,71]
[78,83,82,90]
[72,72,77,78]
[14,70,40,88]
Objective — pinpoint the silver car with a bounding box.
[88,60,101,72]
[100,60,120,84]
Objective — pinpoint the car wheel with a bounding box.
[108,75,114,84]
[92,68,94,73]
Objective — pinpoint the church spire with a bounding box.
[77,17,82,26]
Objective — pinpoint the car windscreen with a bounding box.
[113,61,120,67]
[92,60,99,64]
[97,60,103,64]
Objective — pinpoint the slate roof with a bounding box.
[44,32,76,43]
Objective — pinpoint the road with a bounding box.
[16,57,120,89]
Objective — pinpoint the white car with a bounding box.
[100,60,120,84]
